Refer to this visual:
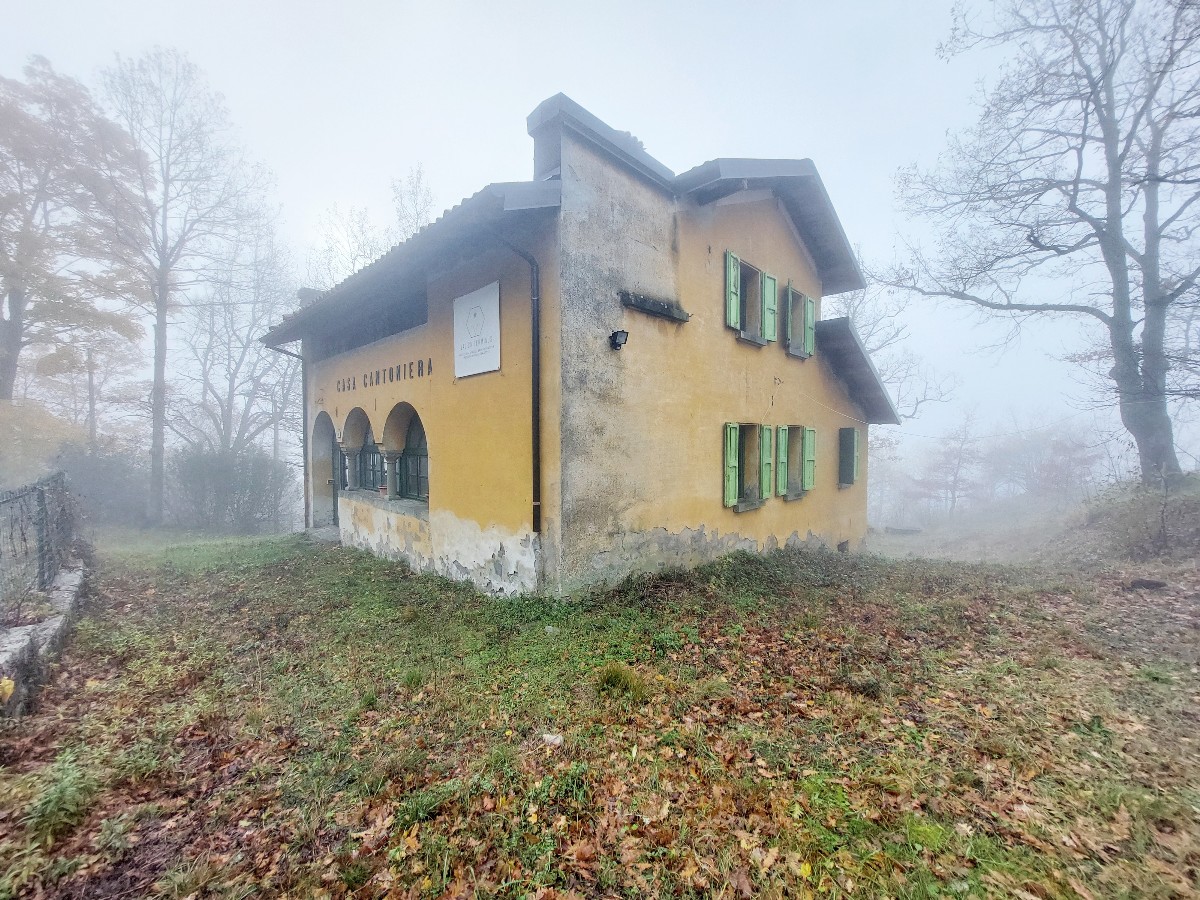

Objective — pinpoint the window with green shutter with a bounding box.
[725,423,766,511]
[724,252,771,345]
[802,427,817,491]
[785,284,816,359]
[723,422,739,507]
[759,424,773,498]
[725,252,741,330]
[778,425,816,499]
[776,426,789,496]
[761,273,778,342]
[838,427,860,486]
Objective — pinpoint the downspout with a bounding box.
[494,239,542,534]
[266,343,307,529]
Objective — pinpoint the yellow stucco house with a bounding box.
[263,94,898,595]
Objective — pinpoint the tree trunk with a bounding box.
[86,346,97,451]
[0,287,26,402]
[1110,321,1182,483]
[1119,393,1181,484]
[148,287,168,524]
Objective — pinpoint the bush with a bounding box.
[57,441,149,527]
[167,446,295,534]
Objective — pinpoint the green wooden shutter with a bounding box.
[839,427,859,485]
[804,294,816,356]
[776,426,789,496]
[761,273,778,342]
[725,251,741,330]
[759,424,773,499]
[787,283,796,350]
[802,427,816,491]
[723,423,739,507]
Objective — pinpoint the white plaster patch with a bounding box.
[337,494,538,595]
[430,510,539,596]
[339,495,433,572]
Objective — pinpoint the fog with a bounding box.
[3,0,1197,534]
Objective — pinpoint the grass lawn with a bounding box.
[0,532,1197,898]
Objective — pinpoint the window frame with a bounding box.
[784,283,816,359]
[725,251,779,347]
[838,427,860,487]
[723,422,770,512]
[777,425,817,500]
[399,416,429,502]
[358,429,386,492]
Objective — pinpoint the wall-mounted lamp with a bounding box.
[609,329,629,351]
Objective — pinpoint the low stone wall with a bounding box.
[0,564,84,717]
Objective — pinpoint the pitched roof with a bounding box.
[814,317,901,425]
[262,181,560,347]
[264,95,867,347]
[527,92,676,187]
[675,159,865,294]
[528,96,862,294]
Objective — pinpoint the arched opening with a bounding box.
[380,403,429,502]
[358,424,385,492]
[400,415,429,502]
[310,411,338,527]
[382,402,418,454]
[341,407,370,450]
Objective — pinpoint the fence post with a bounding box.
[35,484,48,590]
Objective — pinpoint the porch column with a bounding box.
[341,444,360,490]
[384,452,402,500]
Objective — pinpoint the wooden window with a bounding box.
[785,283,816,358]
[725,251,777,344]
[778,425,817,498]
[401,416,429,501]
[358,427,385,491]
[838,427,860,486]
[723,423,769,510]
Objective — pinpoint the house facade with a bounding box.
[263,94,898,595]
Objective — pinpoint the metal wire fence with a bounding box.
[0,472,74,626]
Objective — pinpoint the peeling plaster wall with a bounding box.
[554,133,871,592]
[307,225,562,595]
[338,493,539,595]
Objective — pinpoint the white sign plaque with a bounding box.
[452,281,501,378]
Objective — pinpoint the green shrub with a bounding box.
[23,751,97,843]
[595,662,648,701]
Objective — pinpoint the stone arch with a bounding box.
[381,402,419,454]
[310,411,338,528]
[341,407,371,450]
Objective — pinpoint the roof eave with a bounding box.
[261,181,561,347]
[675,159,865,295]
[814,317,901,426]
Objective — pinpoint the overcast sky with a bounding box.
[6,0,1175,463]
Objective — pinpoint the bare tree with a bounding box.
[304,203,394,292]
[169,213,299,457]
[392,164,434,242]
[910,414,981,515]
[101,48,263,523]
[306,164,435,291]
[0,57,140,401]
[825,284,955,419]
[888,0,1200,483]
[20,333,142,449]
